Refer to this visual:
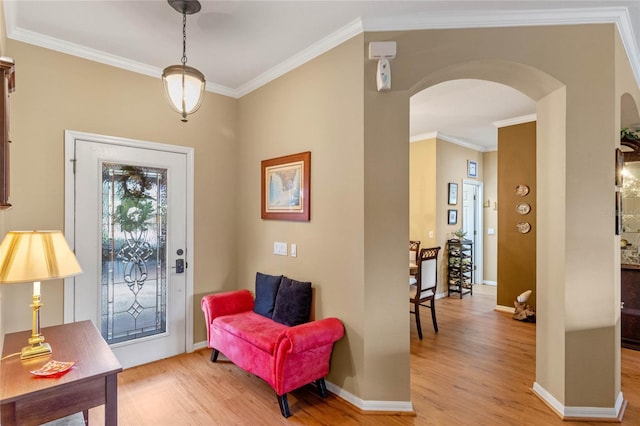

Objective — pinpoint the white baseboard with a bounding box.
[325,380,414,413]
[193,341,208,351]
[494,305,515,314]
[193,342,414,413]
[482,280,497,286]
[532,382,625,420]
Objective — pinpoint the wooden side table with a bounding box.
[1,320,122,425]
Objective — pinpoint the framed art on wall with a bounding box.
[261,151,311,221]
[448,209,458,225]
[616,148,624,187]
[448,183,458,205]
[467,160,478,178]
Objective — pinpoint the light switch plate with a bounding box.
[290,243,297,257]
[274,242,287,256]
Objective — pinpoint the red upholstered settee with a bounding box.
[201,286,344,417]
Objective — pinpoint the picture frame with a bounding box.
[448,182,458,205]
[261,151,311,221]
[616,148,624,187]
[467,160,478,178]
[616,190,622,235]
[448,209,458,225]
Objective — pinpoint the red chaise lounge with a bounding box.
[201,273,344,417]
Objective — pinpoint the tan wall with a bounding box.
[482,151,498,283]
[0,41,238,348]
[0,21,636,412]
[236,35,389,399]
[409,138,436,247]
[436,139,482,293]
[497,121,536,308]
[362,24,620,409]
[411,140,498,286]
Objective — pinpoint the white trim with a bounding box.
[463,179,484,285]
[438,132,492,152]
[482,280,497,286]
[191,344,415,413]
[325,381,414,413]
[4,26,238,99]
[494,305,515,314]
[63,130,196,353]
[234,18,364,97]
[493,114,537,128]
[4,5,639,96]
[410,131,493,152]
[410,131,438,143]
[193,341,208,351]
[533,383,625,420]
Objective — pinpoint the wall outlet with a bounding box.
[428,230,434,238]
[274,242,287,256]
[290,243,297,257]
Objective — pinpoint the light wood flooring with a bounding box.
[88,286,640,425]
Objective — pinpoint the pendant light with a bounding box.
[162,0,205,122]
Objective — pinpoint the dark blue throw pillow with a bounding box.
[272,276,312,326]
[253,272,283,318]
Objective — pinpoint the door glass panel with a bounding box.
[101,164,167,345]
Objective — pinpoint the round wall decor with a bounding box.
[515,184,530,196]
[516,202,531,215]
[516,222,531,234]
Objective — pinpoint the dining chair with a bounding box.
[410,246,441,339]
[409,240,421,277]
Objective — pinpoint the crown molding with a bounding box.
[493,114,537,128]
[438,133,494,152]
[4,25,238,98]
[412,131,493,152]
[409,131,438,143]
[4,4,639,96]
[234,18,364,97]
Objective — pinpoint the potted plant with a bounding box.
[621,128,639,142]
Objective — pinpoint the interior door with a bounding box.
[65,132,189,368]
[462,183,478,284]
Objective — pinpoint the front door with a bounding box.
[64,131,192,368]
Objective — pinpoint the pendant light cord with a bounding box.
[181,12,187,66]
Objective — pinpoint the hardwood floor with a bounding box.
[88,288,640,425]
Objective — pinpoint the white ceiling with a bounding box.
[3,0,640,150]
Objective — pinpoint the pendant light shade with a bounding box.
[163,0,205,122]
[162,64,205,122]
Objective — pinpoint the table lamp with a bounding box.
[0,230,82,359]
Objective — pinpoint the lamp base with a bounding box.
[20,342,52,359]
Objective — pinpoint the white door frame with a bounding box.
[463,179,484,285]
[63,130,195,353]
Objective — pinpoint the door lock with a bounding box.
[172,258,185,274]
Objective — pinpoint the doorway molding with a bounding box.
[463,179,483,285]
[62,130,196,352]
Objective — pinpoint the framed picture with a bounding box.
[616,190,622,235]
[467,160,478,178]
[448,182,458,205]
[261,151,311,221]
[616,148,624,187]
[448,209,458,225]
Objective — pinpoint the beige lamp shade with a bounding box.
[0,230,82,284]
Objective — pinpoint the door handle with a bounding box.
[172,258,185,274]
